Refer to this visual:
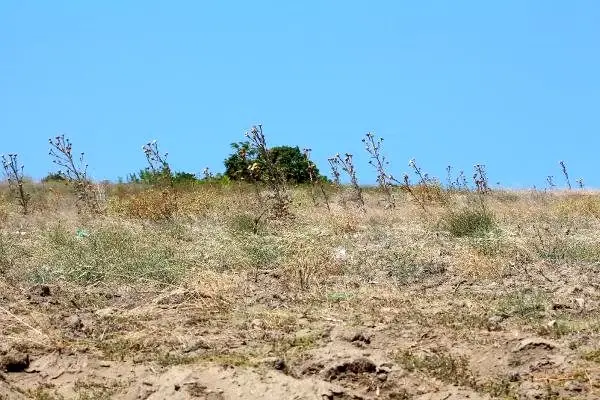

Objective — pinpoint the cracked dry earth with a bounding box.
[2,258,600,400]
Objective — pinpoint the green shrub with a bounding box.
[444,208,495,237]
[224,142,320,184]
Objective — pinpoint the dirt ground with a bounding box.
[2,258,600,399]
[1,189,600,399]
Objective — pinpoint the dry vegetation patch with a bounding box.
[1,185,600,399]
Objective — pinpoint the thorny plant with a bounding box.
[328,153,364,209]
[576,178,584,189]
[473,164,491,194]
[456,170,469,191]
[363,132,396,208]
[142,140,173,187]
[245,124,292,219]
[471,164,492,217]
[202,167,213,180]
[405,158,445,206]
[401,173,429,213]
[140,140,177,219]
[446,165,454,191]
[446,165,469,192]
[560,160,571,190]
[327,157,341,186]
[303,148,331,212]
[1,154,31,214]
[546,176,556,190]
[48,134,100,213]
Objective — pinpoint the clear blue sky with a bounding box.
[1,1,599,188]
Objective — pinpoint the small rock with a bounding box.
[378,365,392,374]
[487,315,505,331]
[260,357,286,371]
[273,359,286,371]
[575,298,585,309]
[376,372,388,382]
[514,338,557,352]
[250,319,263,329]
[0,350,30,372]
[95,307,115,318]
[182,338,212,353]
[507,372,521,382]
[333,247,348,262]
[66,315,83,330]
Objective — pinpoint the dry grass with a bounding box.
[1,184,600,398]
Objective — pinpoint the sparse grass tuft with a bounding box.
[496,289,547,320]
[395,348,475,387]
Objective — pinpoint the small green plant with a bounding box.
[444,208,495,237]
[396,348,475,387]
[496,289,547,320]
[1,153,31,214]
[582,349,600,363]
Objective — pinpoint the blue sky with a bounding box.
[1,1,599,188]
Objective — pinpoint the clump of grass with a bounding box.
[554,193,600,220]
[73,379,122,400]
[384,248,431,285]
[33,224,182,285]
[228,213,265,236]
[444,208,495,237]
[395,348,475,387]
[530,220,578,261]
[582,349,600,363]
[496,289,547,320]
[110,189,177,221]
[240,235,283,280]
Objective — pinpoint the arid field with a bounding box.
[1,183,600,399]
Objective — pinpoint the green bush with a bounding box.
[223,142,320,184]
[444,208,495,237]
[127,169,199,186]
[41,172,66,183]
